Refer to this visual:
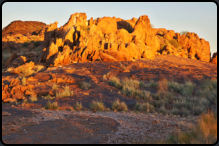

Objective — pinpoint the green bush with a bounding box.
[180,81,195,97]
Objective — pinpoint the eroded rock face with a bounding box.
[154,28,211,62]
[38,13,164,66]
[3,12,214,68]
[210,52,217,64]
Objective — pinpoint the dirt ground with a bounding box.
[2,55,217,144]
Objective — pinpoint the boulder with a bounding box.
[97,17,117,34]
[99,51,117,62]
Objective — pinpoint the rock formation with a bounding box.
[2,20,46,37]
[210,52,217,64]
[2,12,215,68]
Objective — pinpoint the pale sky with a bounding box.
[2,2,217,54]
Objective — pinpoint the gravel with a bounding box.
[30,109,199,144]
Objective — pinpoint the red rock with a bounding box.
[12,92,24,100]
[27,76,38,82]
[5,52,19,68]
[9,78,21,87]
[104,50,132,61]
[97,17,117,34]
[27,43,35,50]
[2,91,10,101]
[26,84,35,90]
[3,98,16,103]
[99,52,117,62]
[25,90,35,95]
[211,52,217,64]
[11,56,27,66]
[53,45,72,66]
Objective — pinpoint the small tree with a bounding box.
[180,31,189,36]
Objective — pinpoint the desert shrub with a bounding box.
[157,106,167,115]
[173,97,187,110]
[21,76,26,85]
[201,79,217,91]
[121,78,140,89]
[166,111,217,144]
[157,80,168,91]
[171,107,189,117]
[168,81,182,92]
[155,90,174,103]
[75,101,83,110]
[154,100,166,108]
[180,31,189,36]
[45,101,59,110]
[33,41,40,47]
[139,81,145,88]
[56,85,74,98]
[180,81,195,97]
[148,80,159,89]
[90,100,105,111]
[169,39,180,48]
[135,102,154,113]
[196,89,217,104]
[108,77,122,89]
[52,84,59,90]
[111,99,128,112]
[23,42,30,48]
[29,95,38,103]
[79,81,91,90]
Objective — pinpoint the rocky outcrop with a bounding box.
[2,21,46,37]
[38,13,162,66]
[154,28,211,62]
[210,52,217,64]
[3,12,214,67]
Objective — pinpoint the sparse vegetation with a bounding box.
[52,84,59,90]
[75,101,83,110]
[147,80,159,88]
[79,81,91,90]
[45,101,59,110]
[21,76,26,85]
[108,77,122,89]
[169,39,180,48]
[29,95,37,103]
[111,99,128,112]
[90,100,106,111]
[162,111,217,144]
[135,102,154,113]
[180,31,189,36]
[180,81,195,97]
[56,85,74,98]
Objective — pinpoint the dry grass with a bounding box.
[75,101,83,110]
[90,100,106,111]
[56,85,74,98]
[52,84,59,90]
[79,81,91,90]
[21,76,26,85]
[108,76,122,89]
[44,101,59,110]
[111,99,128,112]
[29,95,37,103]
[135,102,154,113]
